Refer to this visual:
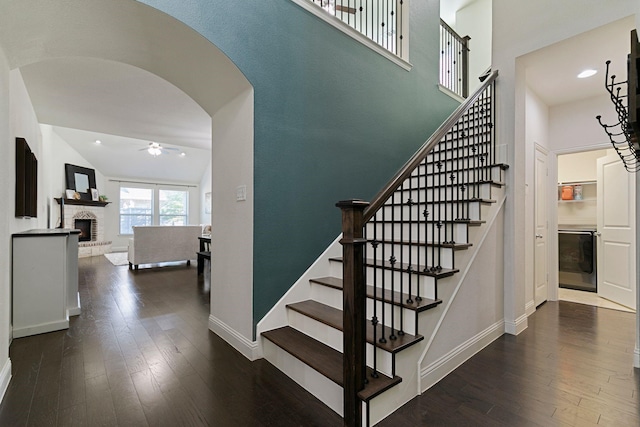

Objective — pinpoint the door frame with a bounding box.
[549,144,613,302]
[534,144,550,307]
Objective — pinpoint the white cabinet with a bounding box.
[12,229,80,338]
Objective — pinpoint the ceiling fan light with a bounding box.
[147,146,162,156]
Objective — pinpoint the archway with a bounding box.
[0,0,255,358]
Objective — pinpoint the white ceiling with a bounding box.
[521,15,635,106]
[0,0,252,187]
[20,57,212,183]
[440,0,477,26]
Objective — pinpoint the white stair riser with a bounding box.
[287,310,395,377]
[373,201,487,221]
[428,142,495,160]
[262,339,343,416]
[397,180,495,200]
[366,221,470,244]
[367,243,456,270]
[327,262,439,298]
[367,299,419,336]
[417,164,504,182]
[310,281,422,336]
[426,136,495,155]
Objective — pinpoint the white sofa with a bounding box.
[128,225,202,270]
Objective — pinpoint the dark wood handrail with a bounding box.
[363,70,499,222]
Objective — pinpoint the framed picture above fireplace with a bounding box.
[65,163,97,201]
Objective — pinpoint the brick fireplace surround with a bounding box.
[60,202,112,258]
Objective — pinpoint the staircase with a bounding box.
[260,71,506,426]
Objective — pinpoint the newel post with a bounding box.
[336,199,369,427]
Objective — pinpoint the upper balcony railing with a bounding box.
[439,19,470,99]
[306,0,404,58]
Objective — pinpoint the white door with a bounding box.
[534,148,548,306]
[597,153,636,309]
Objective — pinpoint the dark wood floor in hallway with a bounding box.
[0,255,637,426]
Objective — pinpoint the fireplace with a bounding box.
[75,219,92,242]
[59,204,112,257]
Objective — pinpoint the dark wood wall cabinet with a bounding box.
[15,137,38,218]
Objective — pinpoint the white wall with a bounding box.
[209,87,255,354]
[524,86,549,312]
[0,42,12,403]
[557,149,610,184]
[549,95,617,152]
[10,70,45,231]
[41,125,105,228]
[493,0,637,334]
[456,0,492,92]
[422,208,505,366]
[0,62,48,402]
[200,161,212,225]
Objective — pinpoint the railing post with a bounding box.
[336,199,369,427]
[462,35,471,98]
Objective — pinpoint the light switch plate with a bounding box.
[236,185,247,201]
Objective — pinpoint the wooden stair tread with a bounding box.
[418,162,509,176]
[382,195,497,204]
[368,218,485,226]
[262,326,402,401]
[310,276,442,312]
[287,300,424,353]
[404,179,506,189]
[372,240,472,250]
[329,257,458,279]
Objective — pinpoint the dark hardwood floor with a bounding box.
[0,256,340,426]
[0,255,637,426]
[380,301,639,427]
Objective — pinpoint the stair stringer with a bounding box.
[363,188,507,426]
[255,234,342,358]
[417,193,507,394]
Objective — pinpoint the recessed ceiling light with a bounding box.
[179,152,186,157]
[577,69,597,79]
[95,139,102,144]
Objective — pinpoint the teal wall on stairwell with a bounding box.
[139,0,460,334]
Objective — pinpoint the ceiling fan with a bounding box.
[140,142,181,157]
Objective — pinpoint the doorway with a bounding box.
[556,148,636,312]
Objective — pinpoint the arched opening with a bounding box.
[0,0,255,357]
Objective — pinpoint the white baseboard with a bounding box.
[504,313,528,335]
[525,300,536,317]
[0,358,11,404]
[111,245,128,252]
[208,315,260,361]
[12,319,69,339]
[67,292,81,317]
[420,320,504,392]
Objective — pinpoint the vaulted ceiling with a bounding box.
[0,0,252,185]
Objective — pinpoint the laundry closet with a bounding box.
[556,149,609,292]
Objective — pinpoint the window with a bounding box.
[118,186,190,234]
[119,187,153,234]
[159,190,188,226]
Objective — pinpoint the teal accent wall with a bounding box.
[139,0,460,334]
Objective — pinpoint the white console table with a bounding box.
[12,229,81,338]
